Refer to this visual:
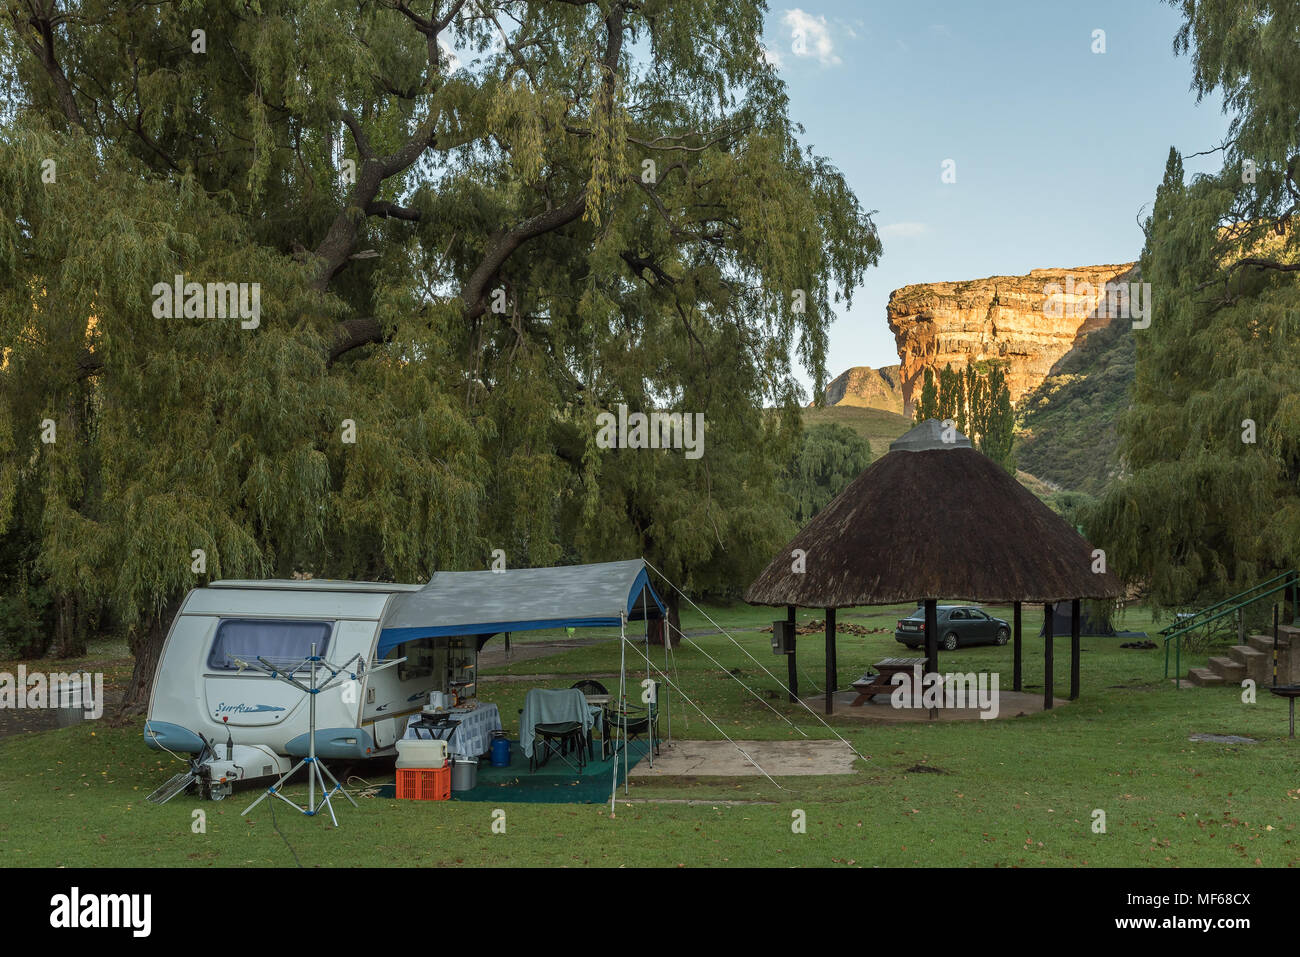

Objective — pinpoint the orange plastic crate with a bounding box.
[396,766,451,801]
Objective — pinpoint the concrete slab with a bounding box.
[628,739,858,778]
[802,688,1069,721]
[1188,733,1256,744]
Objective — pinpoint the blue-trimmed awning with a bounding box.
[376,559,665,657]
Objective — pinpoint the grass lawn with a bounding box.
[3,601,1298,867]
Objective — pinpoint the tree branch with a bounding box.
[11,0,85,129]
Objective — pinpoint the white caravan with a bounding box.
[143,579,462,800]
[144,561,664,801]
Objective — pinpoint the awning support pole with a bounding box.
[610,616,627,813]
[663,629,672,746]
[643,609,653,769]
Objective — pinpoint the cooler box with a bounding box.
[395,738,448,770]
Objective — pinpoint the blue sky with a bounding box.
[762,0,1232,395]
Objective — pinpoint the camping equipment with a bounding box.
[520,691,595,759]
[490,732,510,767]
[451,756,478,791]
[144,560,663,802]
[404,703,502,759]
[530,721,589,773]
[396,766,451,801]
[395,738,448,770]
[238,643,398,825]
[602,683,660,764]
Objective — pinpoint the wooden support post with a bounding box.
[1070,599,1081,701]
[1043,603,1054,711]
[787,605,798,703]
[1013,602,1022,692]
[924,599,938,718]
[824,607,837,715]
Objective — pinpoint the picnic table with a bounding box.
[851,657,926,705]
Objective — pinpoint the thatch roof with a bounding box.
[745,420,1123,607]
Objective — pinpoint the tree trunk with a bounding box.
[118,601,180,717]
[648,593,682,648]
[51,593,87,659]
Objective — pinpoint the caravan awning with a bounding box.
[376,559,665,657]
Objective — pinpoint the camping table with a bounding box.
[405,703,502,759]
[851,657,926,705]
[583,694,609,733]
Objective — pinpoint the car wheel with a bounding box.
[942,632,958,651]
[994,627,1009,646]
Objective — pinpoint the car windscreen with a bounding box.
[207,619,334,672]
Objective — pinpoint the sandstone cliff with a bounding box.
[887,263,1137,415]
[821,365,904,413]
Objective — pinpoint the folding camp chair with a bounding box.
[530,720,590,773]
[602,682,661,764]
[520,688,595,775]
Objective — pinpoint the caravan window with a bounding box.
[207,619,334,672]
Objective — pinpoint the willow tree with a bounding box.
[1086,0,1300,605]
[0,1,879,708]
[782,423,872,525]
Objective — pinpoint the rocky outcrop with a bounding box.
[887,263,1137,416]
[821,365,904,413]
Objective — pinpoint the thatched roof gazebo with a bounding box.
[745,419,1124,714]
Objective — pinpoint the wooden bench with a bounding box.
[851,657,926,705]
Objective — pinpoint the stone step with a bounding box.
[1279,623,1300,642]
[1207,656,1246,682]
[1187,667,1224,687]
[1229,644,1267,666]
[1247,633,1290,654]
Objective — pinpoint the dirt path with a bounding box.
[0,688,124,741]
[476,637,606,669]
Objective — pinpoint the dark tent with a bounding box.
[1038,601,1147,638]
[1039,601,1113,637]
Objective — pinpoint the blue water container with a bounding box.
[490,735,510,767]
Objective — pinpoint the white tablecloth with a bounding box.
[404,703,502,759]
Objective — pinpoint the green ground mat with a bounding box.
[379,739,653,804]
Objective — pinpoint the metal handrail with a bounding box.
[1159,570,1297,638]
[1164,571,1298,686]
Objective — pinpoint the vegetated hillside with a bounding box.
[801,405,913,456]
[1015,312,1134,496]
[821,365,905,413]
